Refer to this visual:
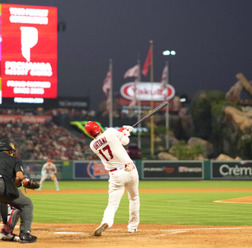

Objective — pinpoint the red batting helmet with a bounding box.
[85,121,101,138]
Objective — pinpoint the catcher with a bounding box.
[0,204,20,241]
[0,138,39,243]
[38,159,60,191]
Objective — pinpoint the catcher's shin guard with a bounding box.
[7,206,20,232]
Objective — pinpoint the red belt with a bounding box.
[110,165,126,172]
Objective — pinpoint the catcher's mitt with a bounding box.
[22,178,40,190]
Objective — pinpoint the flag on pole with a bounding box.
[142,47,152,76]
[124,64,139,79]
[128,79,138,109]
[102,69,112,112]
[128,97,137,109]
[102,70,111,97]
[160,64,168,89]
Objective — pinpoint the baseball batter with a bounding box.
[38,159,60,191]
[85,121,140,236]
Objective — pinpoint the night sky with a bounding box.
[2,0,252,110]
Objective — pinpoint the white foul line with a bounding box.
[215,200,252,204]
[143,226,252,238]
[54,232,84,235]
[166,226,252,232]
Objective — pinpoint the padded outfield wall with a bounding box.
[23,160,252,180]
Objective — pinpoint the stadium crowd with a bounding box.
[0,107,94,119]
[0,107,99,161]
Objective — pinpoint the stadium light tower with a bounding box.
[163,50,176,56]
[162,50,176,150]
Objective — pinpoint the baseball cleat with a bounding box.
[0,232,20,241]
[128,229,137,233]
[20,232,37,243]
[94,223,109,236]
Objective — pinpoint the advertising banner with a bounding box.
[142,161,203,179]
[212,161,252,180]
[74,161,109,180]
[0,114,52,123]
[0,4,57,99]
[120,82,175,101]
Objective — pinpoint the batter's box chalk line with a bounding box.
[50,226,252,239]
[54,232,84,235]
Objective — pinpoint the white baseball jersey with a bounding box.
[90,128,132,171]
[41,162,57,176]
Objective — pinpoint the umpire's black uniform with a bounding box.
[0,139,36,243]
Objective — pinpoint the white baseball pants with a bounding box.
[101,167,140,231]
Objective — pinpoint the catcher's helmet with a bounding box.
[85,121,102,138]
[0,138,15,155]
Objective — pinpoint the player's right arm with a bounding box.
[41,164,46,176]
[41,163,46,171]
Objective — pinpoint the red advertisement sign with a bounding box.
[120,82,175,101]
[0,115,52,123]
[0,4,57,98]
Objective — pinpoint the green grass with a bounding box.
[30,180,252,225]
[38,180,252,190]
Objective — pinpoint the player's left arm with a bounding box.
[117,125,133,133]
[15,171,24,186]
[117,127,130,146]
[53,163,57,174]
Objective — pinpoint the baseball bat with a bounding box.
[132,101,168,127]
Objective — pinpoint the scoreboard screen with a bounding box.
[0,4,57,103]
